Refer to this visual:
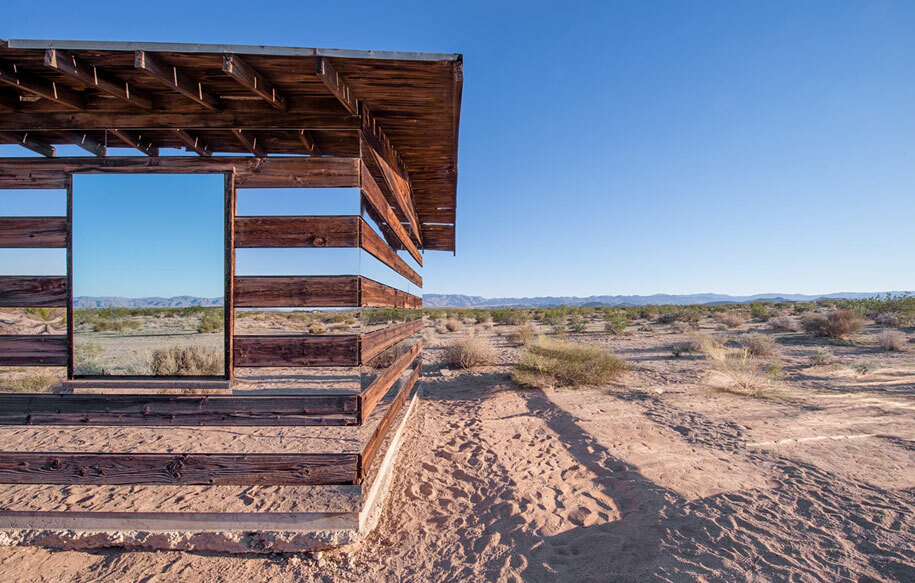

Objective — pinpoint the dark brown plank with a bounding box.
[361,341,421,422]
[362,134,422,245]
[315,57,359,115]
[0,394,358,426]
[55,131,107,157]
[44,49,153,110]
[222,54,287,111]
[234,335,359,367]
[134,51,220,111]
[173,129,211,156]
[234,216,360,248]
[0,453,358,485]
[108,129,159,156]
[230,129,266,157]
[0,217,67,248]
[0,157,360,190]
[224,172,235,381]
[360,220,422,287]
[361,164,422,265]
[297,130,322,155]
[0,335,67,366]
[0,132,55,157]
[361,320,423,364]
[361,278,422,309]
[0,58,85,110]
[235,276,359,308]
[360,361,420,480]
[0,277,67,307]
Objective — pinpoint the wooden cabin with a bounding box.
[0,39,461,551]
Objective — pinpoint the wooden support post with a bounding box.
[134,51,220,111]
[66,175,73,379]
[44,49,153,110]
[225,172,235,380]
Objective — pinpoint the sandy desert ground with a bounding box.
[0,309,912,582]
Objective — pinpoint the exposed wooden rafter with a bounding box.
[222,54,286,110]
[108,129,159,156]
[0,58,85,110]
[44,49,153,110]
[0,131,55,157]
[231,128,266,157]
[315,57,359,115]
[297,129,322,156]
[361,133,422,245]
[56,131,107,157]
[173,129,211,156]
[134,51,220,111]
[0,89,20,110]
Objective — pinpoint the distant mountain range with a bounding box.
[421,291,911,308]
[74,296,222,308]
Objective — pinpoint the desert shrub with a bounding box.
[793,303,814,314]
[74,361,107,375]
[74,341,104,362]
[552,324,567,335]
[444,337,497,369]
[445,318,463,332]
[802,310,863,339]
[568,315,587,333]
[738,333,777,357]
[506,324,536,346]
[92,318,142,333]
[875,330,907,352]
[750,303,770,321]
[852,362,877,375]
[809,348,833,366]
[769,316,797,332]
[874,312,900,327]
[150,346,223,376]
[473,310,491,324]
[765,363,785,380]
[197,310,224,333]
[512,338,626,389]
[604,313,627,335]
[704,346,770,396]
[673,320,699,333]
[1,373,58,392]
[714,311,747,329]
[491,309,529,326]
[308,323,328,334]
[657,307,701,325]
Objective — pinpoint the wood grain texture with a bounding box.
[0,394,358,426]
[361,278,422,309]
[360,341,421,423]
[361,132,422,244]
[224,172,235,381]
[0,217,67,248]
[222,54,286,111]
[234,335,359,367]
[361,320,423,364]
[44,49,153,110]
[360,219,422,288]
[0,131,55,157]
[0,452,359,485]
[235,276,359,308]
[0,335,67,366]
[0,276,67,307]
[234,216,360,248]
[361,164,423,265]
[360,361,420,481]
[134,51,220,111]
[0,57,85,110]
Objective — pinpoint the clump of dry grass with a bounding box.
[1,373,58,392]
[506,324,536,346]
[512,337,626,389]
[703,345,771,396]
[714,311,747,329]
[875,330,907,352]
[738,333,777,357]
[809,348,833,366]
[150,346,224,376]
[801,309,863,339]
[443,337,497,369]
[875,312,900,327]
[445,318,463,332]
[769,316,798,332]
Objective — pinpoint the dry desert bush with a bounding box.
[703,345,771,396]
[875,330,907,352]
[769,316,798,332]
[801,309,863,339]
[150,346,223,376]
[506,324,536,346]
[809,348,834,366]
[512,337,626,389]
[714,311,747,329]
[444,337,497,369]
[739,333,777,357]
[445,318,463,332]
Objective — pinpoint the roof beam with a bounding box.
[44,49,153,110]
[173,129,211,156]
[134,51,220,111]
[361,133,421,245]
[315,57,359,115]
[222,54,286,111]
[108,129,159,157]
[0,111,357,132]
[231,128,266,157]
[0,90,20,111]
[0,132,55,157]
[297,130,322,156]
[361,105,409,181]
[56,131,107,157]
[0,59,85,110]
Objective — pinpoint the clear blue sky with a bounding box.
[1,1,914,298]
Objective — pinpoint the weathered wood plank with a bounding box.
[0,453,359,485]
[173,129,211,156]
[0,394,359,426]
[361,320,423,364]
[55,131,107,157]
[361,341,421,423]
[44,49,153,110]
[361,278,422,309]
[234,335,359,367]
[134,51,220,111]
[108,129,159,156]
[297,130,322,156]
[0,335,67,366]
[360,361,420,479]
[361,164,422,265]
[235,276,359,308]
[0,157,361,190]
[359,219,422,288]
[222,54,286,111]
[234,216,360,248]
[362,134,422,245]
[0,217,67,248]
[0,277,67,307]
[230,129,266,157]
[224,172,236,381]
[0,132,55,157]
[315,57,359,115]
[0,58,85,111]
